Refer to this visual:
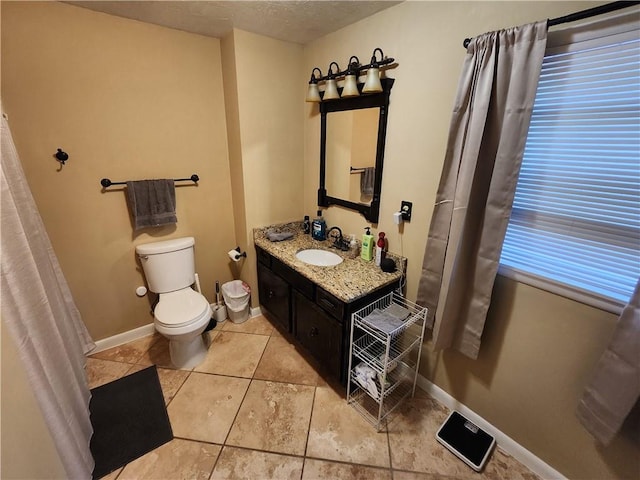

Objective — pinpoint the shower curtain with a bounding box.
[1,113,95,478]
[416,21,548,359]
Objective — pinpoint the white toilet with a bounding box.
[136,236,212,369]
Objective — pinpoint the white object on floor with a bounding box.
[222,280,251,323]
[212,303,227,324]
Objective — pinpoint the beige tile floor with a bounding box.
[87,315,540,480]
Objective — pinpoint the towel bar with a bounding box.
[100,174,199,188]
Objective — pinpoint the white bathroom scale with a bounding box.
[436,411,495,472]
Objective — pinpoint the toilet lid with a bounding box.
[155,289,210,327]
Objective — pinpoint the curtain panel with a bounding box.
[417,21,548,359]
[577,280,640,445]
[1,114,96,478]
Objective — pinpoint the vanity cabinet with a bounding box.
[294,291,341,379]
[255,245,400,384]
[257,263,290,331]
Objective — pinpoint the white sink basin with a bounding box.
[295,249,343,267]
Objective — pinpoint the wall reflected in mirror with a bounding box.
[325,107,379,205]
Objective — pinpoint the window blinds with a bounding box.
[500,29,640,310]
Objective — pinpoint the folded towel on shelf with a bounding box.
[360,167,375,197]
[354,363,379,399]
[265,229,294,242]
[383,303,411,321]
[361,304,411,334]
[126,179,177,230]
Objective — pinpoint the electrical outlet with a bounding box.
[401,201,412,221]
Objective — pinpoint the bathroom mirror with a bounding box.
[318,78,394,223]
[325,108,379,205]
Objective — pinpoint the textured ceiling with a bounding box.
[66,1,402,45]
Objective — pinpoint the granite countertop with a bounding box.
[253,221,405,303]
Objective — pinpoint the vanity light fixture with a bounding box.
[305,48,394,103]
[323,62,341,100]
[363,48,384,93]
[341,56,361,98]
[305,67,323,103]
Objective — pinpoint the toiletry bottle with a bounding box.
[361,227,374,261]
[348,235,359,259]
[303,215,310,234]
[375,232,386,266]
[312,210,327,241]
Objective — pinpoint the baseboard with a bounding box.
[92,306,264,354]
[91,323,156,354]
[415,373,567,480]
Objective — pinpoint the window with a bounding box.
[499,16,640,313]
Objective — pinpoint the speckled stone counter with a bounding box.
[253,222,405,303]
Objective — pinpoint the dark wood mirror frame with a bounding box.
[318,78,394,223]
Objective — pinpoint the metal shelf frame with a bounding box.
[347,291,427,431]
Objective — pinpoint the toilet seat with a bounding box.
[155,288,210,328]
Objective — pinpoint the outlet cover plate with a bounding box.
[401,201,413,221]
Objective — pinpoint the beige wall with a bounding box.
[1,326,67,479]
[221,29,305,303]
[303,2,638,479]
[1,1,236,340]
[2,1,638,479]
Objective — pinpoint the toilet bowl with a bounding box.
[154,288,213,369]
[135,237,212,369]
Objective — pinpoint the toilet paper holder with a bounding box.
[228,246,247,262]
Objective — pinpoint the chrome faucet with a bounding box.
[327,226,349,251]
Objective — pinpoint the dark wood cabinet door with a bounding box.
[294,291,341,379]
[257,263,291,332]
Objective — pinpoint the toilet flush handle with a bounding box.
[139,255,149,260]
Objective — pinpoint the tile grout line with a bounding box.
[214,324,275,451]
[203,321,281,479]
[300,382,318,480]
[386,417,394,479]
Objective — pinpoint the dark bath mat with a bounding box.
[89,365,173,479]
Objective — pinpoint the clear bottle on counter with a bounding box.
[348,234,359,259]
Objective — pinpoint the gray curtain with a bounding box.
[416,21,548,359]
[1,114,95,478]
[577,281,640,445]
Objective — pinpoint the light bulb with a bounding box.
[363,67,382,93]
[342,74,359,98]
[324,78,339,100]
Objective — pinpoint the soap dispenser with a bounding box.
[312,210,327,241]
[361,227,374,261]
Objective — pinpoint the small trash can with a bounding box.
[221,280,251,323]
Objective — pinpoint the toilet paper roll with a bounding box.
[228,249,240,262]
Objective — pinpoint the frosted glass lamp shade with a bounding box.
[363,67,382,93]
[342,74,359,98]
[306,83,321,102]
[324,78,339,100]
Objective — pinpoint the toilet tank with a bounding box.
[135,237,196,293]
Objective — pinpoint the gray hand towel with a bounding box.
[362,308,406,334]
[361,167,375,197]
[126,179,177,230]
[266,229,294,242]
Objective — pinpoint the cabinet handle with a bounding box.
[320,298,335,310]
[268,290,275,299]
[309,327,319,337]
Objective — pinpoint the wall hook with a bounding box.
[54,148,69,165]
